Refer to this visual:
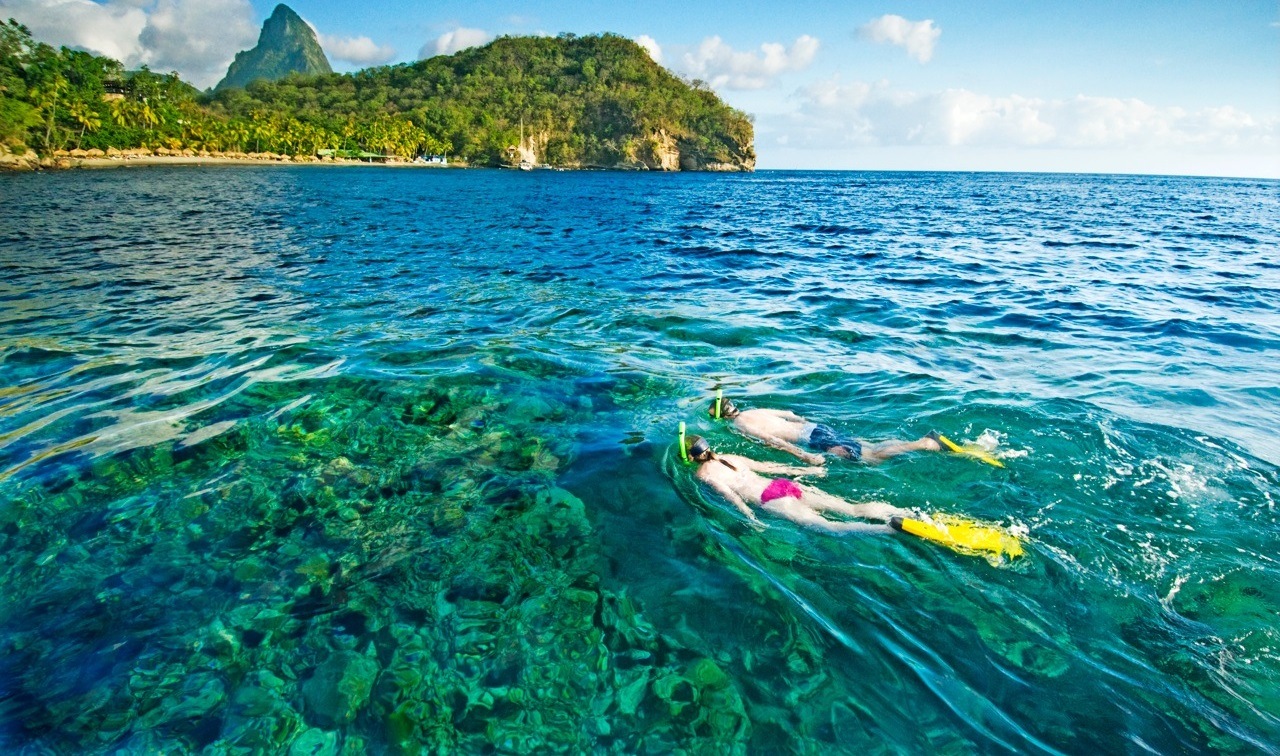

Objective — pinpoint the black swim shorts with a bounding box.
[806,424,862,460]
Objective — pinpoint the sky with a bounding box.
[3,0,1277,177]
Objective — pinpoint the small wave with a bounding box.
[1182,232,1258,244]
[0,345,77,365]
[668,245,774,260]
[1043,239,1140,249]
[790,223,878,235]
[1155,319,1280,351]
[987,312,1062,330]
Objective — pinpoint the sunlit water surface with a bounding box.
[1,168,1278,753]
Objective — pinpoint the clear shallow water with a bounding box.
[1,167,1278,753]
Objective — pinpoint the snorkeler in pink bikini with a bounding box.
[683,434,909,533]
[708,395,942,465]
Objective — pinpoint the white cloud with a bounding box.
[785,77,1279,154]
[635,34,661,63]
[139,0,257,85]
[318,33,395,66]
[857,14,940,63]
[422,27,493,58]
[1,0,148,66]
[675,34,819,90]
[0,0,258,88]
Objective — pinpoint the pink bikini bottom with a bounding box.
[760,478,804,503]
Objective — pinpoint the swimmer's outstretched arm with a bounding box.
[741,458,825,477]
[756,409,804,421]
[752,433,825,466]
[705,478,762,524]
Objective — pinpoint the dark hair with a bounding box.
[685,434,738,470]
[708,396,739,419]
[685,434,712,461]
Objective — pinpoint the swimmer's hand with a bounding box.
[800,466,826,478]
[803,453,825,466]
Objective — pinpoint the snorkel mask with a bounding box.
[677,423,710,464]
[710,389,737,420]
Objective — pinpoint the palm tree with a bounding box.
[29,73,67,151]
[109,98,130,128]
[67,101,101,149]
[137,101,158,130]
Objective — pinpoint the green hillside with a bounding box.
[0,19,754,170]
[215,4,331,92]
[211,34,755,169]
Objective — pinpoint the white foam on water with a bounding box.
[1147,459,1209,504]
[1099,421,1135,461]
[1196,435,1254,472]
[955,428,1030,461]
[973,429,1002,451]
[1160,573,1189,610]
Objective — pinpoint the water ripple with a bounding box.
[1,168,1278,752]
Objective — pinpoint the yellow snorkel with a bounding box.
[715,389,722,420]
[678,422,690,463]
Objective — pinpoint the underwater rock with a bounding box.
[324,457,355,479]
[231,677,284,718]
[135,672,226,730]
[508,395,557,422]
[289,727,338,756]
[302,649,380,728]
[973,612,1071,679]
[233,558,269,582]
[616,668,650,715]
[532,487,589,538]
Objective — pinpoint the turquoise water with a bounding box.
[1,167,1278,752]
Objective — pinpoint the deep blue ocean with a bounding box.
[1,167,1278,753]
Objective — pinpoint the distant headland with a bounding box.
[0,6,755,172]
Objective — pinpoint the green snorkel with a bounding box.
[715,389,723,420]
[678,422,690,463]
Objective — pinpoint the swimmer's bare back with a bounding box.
[695,453,903,533]
[730,410,825,465]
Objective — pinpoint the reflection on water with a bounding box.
[1,168,1278,752]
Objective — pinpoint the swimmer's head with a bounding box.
[709,395,739,419]
[684,434,713,462]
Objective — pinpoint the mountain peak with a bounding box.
[215,3,331,91]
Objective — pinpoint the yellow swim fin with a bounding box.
[893,514,1024,559]
[934,433,1005,468]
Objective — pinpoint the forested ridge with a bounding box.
[0,20,754,170]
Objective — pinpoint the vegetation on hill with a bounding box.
[0,19,754,170]
[0,20,196,155]
[215,4,331,92]
[212,33,755,169]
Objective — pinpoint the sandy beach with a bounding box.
[0,152,459,171]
